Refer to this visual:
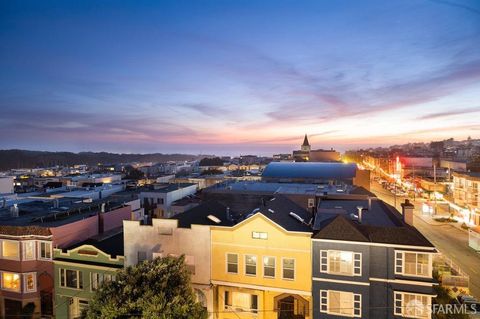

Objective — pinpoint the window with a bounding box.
[24,273,36,293]
[227,254,238,274]
[60,269,83,289]
[394,292,430,318]
[38,241,52,260]
[320,290,361,317]
[263,256,275,278]
[321,250,362,276]
[252,231,268,239]
[1,272,21,292]
[2,240,20,260]
[224,291,258,313]
[137,251,147,263]
[395,251,431,277]
[22,241,36,260]
[282,258,295,280]
[91,272,115,291]
[245,255,257,276]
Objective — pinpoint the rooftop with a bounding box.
[172,193,312,232]
[64,229,124,257]
[205,181,355,195]
[140,183,197,193]
[313,197,433,247]
[0,190,138,228]
[262,162,357,180]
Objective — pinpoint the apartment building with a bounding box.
[0,194,138,318]
[312,197,436,319]
[210,195,313,319]
[53,231,124,319]
[124,200,236,318]
[139,183,197,218]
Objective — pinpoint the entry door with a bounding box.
[68,298,89,319]
[278,296,295,319]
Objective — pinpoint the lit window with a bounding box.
[321,250,362,276]
[224,290,258,313]
[320,290,361,317]
[394,292,430,318]
[23,241,36,260]
[60,269,83,289]
[263,256,275,278]
[245,255,257,276]
[252,231,268,239]
[395,251,431,277]
[2,272,21,292]
[2,240,20,260]
[226,254,238,274]
[24,273,36,292]
[282,258,295,280]
[39,241,52,260]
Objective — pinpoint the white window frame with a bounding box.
[1,239,20,260]
[394,251,432,278]
[1,271,22,292]
[59,268,83,290]
[22,241,36,261]
[319,289,362,318]
[38,241,52,260]
[282,257,295,280]
[245,254,257,276]
[252,231,268,239]
[320,250,362,276]
[263,256,276,278]
[226,253,238,274]
[23,272,37,293]
[394,291,431,318]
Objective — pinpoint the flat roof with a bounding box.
[140,183,197,193]
[205,181,354,195]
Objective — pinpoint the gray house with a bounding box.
[312,196,436,319]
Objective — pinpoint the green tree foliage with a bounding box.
[82,256,208,319]
[200,168,223,175]
[198,157,223,166]
[123,165,145,180]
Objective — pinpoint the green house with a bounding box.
[53,231,124,319]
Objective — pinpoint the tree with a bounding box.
[82,256,208,319]
[123,165,145,180]
[198,157,223,166]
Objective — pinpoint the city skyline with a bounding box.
[1,0,480,154]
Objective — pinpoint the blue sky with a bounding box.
[1,0,479,155]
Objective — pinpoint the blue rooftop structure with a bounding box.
[262,162,357,182]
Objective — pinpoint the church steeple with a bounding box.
[302,134,310,147]
[301,134,311,152]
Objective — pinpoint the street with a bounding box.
[370,181,480,299]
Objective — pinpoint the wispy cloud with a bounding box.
[417,107,480,120]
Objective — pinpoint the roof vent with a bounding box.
[289,212,305,224]
[356,206,364,223]
[268,209,274,214]
[207,214,221,224]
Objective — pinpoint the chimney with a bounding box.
[367,197,372,211]
[356,206,363,223]
[401,199,414,226]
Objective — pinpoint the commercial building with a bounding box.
[0,176,14,195]
[261,162,370,190]
[53,231,124,318]
[453,172,480,227]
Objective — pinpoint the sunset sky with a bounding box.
[1,0,480,155]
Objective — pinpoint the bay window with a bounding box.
[395,251,431,277]
[1,272,21,292]
[2,240,20,260]
[394,292,431,318]
[60,269,83,289]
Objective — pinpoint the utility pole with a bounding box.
[433,163,437,216]
[413,165,416,202]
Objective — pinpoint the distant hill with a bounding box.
[0,149,203,170]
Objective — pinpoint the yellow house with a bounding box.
[211,195,312,319]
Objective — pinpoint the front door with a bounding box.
[278,296,295,319]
